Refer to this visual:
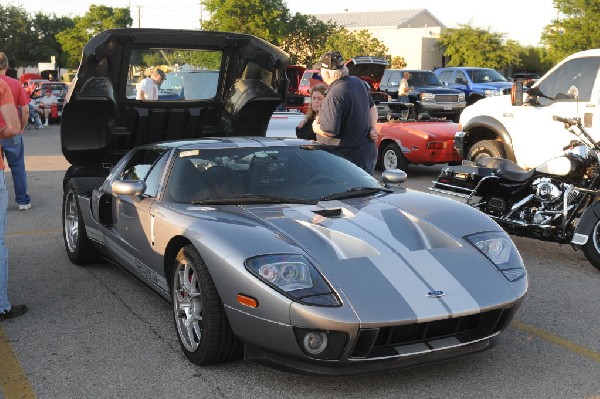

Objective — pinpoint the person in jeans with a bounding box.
[0,53,32,210]
[0,78,27,321]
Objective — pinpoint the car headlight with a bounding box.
[458,92,466,101]
[419,92,435,102]
[484,89,503,97]
[464,231,526,281]
[245,254,341,306]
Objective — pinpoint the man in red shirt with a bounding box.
[0,77,27,321]
[0,52,32,210]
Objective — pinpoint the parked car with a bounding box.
[31,81,70,123]
[60,28,527,375]
[380,69,466,120]
[375,102,462,170]
[297,69,322,96]
[23,79,49,97]
[282,65,309,113]
[345,56,390,103]
[434,67,513,106]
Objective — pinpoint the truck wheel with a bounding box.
[466,140,505,163]
[380,143,408,171]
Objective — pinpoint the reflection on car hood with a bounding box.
[240,193,518,323]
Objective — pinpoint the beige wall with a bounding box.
[347,14,443,69]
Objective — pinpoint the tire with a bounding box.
[581,220,600,271]
[379,142,409,171]
[62,178,103,265]
[172,245,242,365]
[466,140,506,163]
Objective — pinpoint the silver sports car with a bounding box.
[63,137,527,375]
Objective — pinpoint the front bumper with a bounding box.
[421,101,466,116]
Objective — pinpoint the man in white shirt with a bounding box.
[136,68,166,101]
[38,89,58,126]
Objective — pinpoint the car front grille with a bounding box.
[349,306,515,359]
[435,94,460,103]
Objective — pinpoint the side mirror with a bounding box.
[511,82,524,106]
[112,180,146,196]
[382,169,407,185]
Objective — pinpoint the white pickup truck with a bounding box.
[456,49,600,169]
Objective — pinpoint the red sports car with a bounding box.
[375,103,463,170]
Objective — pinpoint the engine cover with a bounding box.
[533,177,562,203]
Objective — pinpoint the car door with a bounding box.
[110,148,170,283]
[505,56,600,168]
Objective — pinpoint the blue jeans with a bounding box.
[0,172,10,312]
[1,135,30,205]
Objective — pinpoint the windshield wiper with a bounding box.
[193,194,317,205]
[320,187,392,201]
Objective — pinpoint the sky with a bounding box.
[18,0,558,46]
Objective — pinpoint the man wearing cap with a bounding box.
[136,68,166,101]
[312,51,378,174]
[38,88,58,126]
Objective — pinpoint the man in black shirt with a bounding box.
[312,51,378,174]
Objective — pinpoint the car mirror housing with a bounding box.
[382,169,407,184]
[112,180,146,196]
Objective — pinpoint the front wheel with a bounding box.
[379,142,408,171]
[172,245,242,365]
[581,221,600,271]
[466,140,505,163]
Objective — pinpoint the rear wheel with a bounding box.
[62,178,103,264]
[581,220,600,271]
[379,142,408,171]
[466,140,505,163]
[172,245,242,365]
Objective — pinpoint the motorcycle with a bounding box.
[430,115,600,271]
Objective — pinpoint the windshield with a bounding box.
[408,72,443,87]
[468,69,508,83]
[164,145,383,204]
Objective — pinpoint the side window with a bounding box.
[536,57,600,106]
[389,72,401,84]
[437,71,452,83]
[143,152,169,197]
[454,71,468,84]
[120,148,168,185]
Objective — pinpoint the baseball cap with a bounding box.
[155,68,166,81]
[319,51,345,70]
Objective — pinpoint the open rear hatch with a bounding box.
[61,28,289,170]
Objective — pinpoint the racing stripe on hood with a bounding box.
[337,200,482,318]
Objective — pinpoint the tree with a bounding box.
[321,28,388,63]
[390,56,407,69]
[56,5,132,68]
[0,4,37,67]
[31,13,75,70]
[438,24,519,69]
[202,0,289,45]
[541,0,600,63]
[280,13,337,66]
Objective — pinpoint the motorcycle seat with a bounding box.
[476,157,535,182]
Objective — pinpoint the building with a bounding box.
[314,9,445,70]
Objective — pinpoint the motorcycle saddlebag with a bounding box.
[430,161,496,198]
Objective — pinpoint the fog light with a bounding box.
[303,331,327,354]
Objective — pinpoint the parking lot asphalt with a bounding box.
[0,125,599,399]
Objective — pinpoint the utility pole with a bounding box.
[137,5,141,28]
[199,1,203,30]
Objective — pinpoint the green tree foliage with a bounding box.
[202,0,289,45]
[56,5,132,68]
[514,45,554,75]
[321,29,388,63]
[0,4,36,67]
[542,0,600,63]
[280,13,337,66]
[390,56,407,69]
[438,24,519,69]
[31,13,74,69]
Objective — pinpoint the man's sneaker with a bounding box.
[0,304,28,321]
[18,203,31,211]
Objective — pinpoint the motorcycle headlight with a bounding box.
[464,231,526,281]
[245,254,341,306]
[419,92,435,102]
[484,89,503,97]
